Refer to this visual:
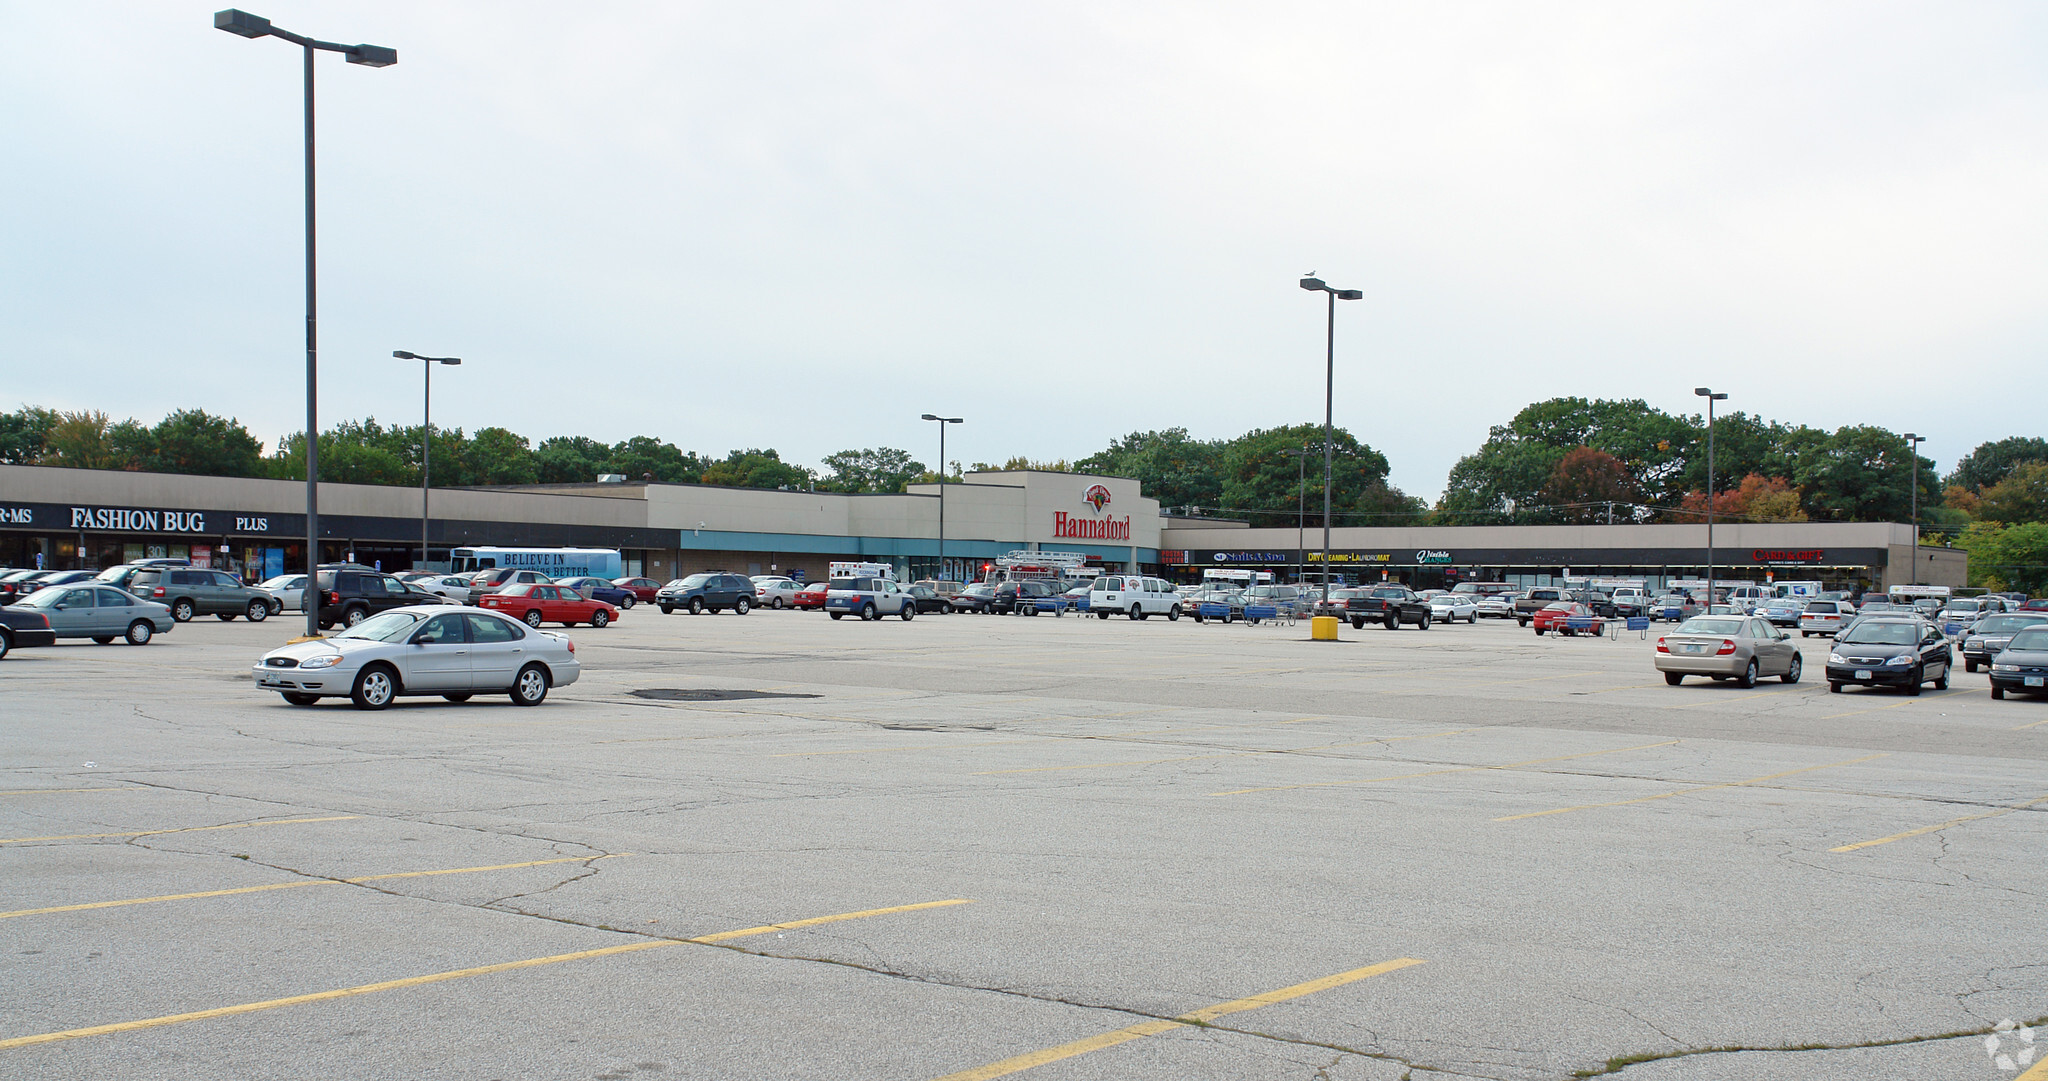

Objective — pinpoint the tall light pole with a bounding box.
[1694,387,1728,606]
[1300,277,1363,599]
[921,414,962,582]
[1904,432,1926,587]
[215,10,396,637]
[1282,445,1311,587]
[396,352,461,568]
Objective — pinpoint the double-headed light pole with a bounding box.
[1694,387,1728,605]
[215,10,396,637]
[921,414,963,581]
[395,352,462,567]
[1904,432,1926,586]
[1300,277,1363,598]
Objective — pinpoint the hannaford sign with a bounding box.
[1053,512,1131,541]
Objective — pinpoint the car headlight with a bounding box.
[1886,654,1914,666]
[1993,663,2019,672]
[299,655,343,670]
[1964,638,1981,648]
[1828,653,1846,664]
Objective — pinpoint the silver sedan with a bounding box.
[253,605,581,710]
[10,584,175,645]
[1655,614,1803,687]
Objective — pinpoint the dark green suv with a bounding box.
[655,572,754,615]
[126,567,273,623]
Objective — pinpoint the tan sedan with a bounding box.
[1655,615,1803,687]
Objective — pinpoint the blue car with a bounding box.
[556,576,637,609]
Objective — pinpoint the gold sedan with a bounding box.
[1655,615,1803,687]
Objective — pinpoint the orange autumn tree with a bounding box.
[1672,474,1808,522]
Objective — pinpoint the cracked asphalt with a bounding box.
[3,608,2045,1080]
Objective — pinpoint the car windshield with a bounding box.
[1978,615,2047,635]
[2008,629,2048,651]
[93,567,129,581]
[1370,589,1405,598]
[1839,622,1919,646]
[964,584,992,596]
[1675,617,1743,635]
[678,573,712,586]
[13,587,69,608]
[331,611,427,642]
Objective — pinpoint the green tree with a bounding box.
[40,411,119,470]
[535,436,612,484]
[819,447,926,493]
[1436,398,1694,523]
[0,407,57,464]
[463,427,539,485]
[605,436,706,484]
[148,409,265,477]
[1947,437,2048,493]
[1219,424,1406,527]
[1978,461,2048,525]
[1074,428,1225,513]
[1956,521,2048,594]
[1787,425,1933,523]
[1540,446,1643,523]
[266,420,414,486]
[701,448,811,489]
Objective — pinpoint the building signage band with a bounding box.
[0,502,284,536]
[1752,549,1825,564]
[1053,512,1131,541]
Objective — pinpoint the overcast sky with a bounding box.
[5,3,2043,499]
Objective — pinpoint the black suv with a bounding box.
[316,568,435,629]
[657,572,754,614]
[992,579,1058,615]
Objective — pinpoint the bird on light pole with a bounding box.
[1300,277,1363,601]
[215,9,396,637]
[1695,387,1729,606]
[395,352,462,568]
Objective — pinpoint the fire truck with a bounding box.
[980,550,1091,585]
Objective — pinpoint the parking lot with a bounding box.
[5,608,2046,1080]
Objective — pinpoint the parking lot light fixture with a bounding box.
[921,415,962,581]
[1904,433,1925,586]
[396,352,462,567]
[215,9,397,637]
[1300,278,1364,598]
[1694,388,1729,606]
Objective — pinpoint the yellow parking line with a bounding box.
[1670,689,1807,708]
[0,898,970,1051]
[2018,1051,2048,1081]
[1494,754,1889,822]
[978,729,1477,776]
[1830,794,2048,852]
[2010,716,2048,731]
[0,854,624,920]
[928,958,1424,1081]
[0,815,358,845]
[1210,740,1681,797]
[0,788,143,796]
[1821,699,1920,720]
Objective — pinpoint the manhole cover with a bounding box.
[628,689,820,702]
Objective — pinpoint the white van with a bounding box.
[1090,575,1182,620]
[1723,584,1769,611]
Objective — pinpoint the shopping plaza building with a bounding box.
[0,463,1964,592]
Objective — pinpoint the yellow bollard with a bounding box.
[1310,615,1340,641]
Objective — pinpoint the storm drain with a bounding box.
[629,689,820,702]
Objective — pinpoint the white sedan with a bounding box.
[252,605,580,710]
[1475,595,1516,619]
[410,574,480,602]
[258,574,308,613]
[1428,594,1480,623]
[753,577,803,609]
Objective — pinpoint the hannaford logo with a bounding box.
[1083,484,1112,513]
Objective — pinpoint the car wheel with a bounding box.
[1130,605,1143,621]
[689,598,705,615]
[522,609,544,628]
[771,597,784,610]
[862,604,877,621]
[91,635,115,645]
[1384,616,1398,630]
[1517,617,1529,627]
[591,610,611,628]
[1167,605,1180,622]
[1738,660,1758,688]
[830,612,844,620]
[0,630,10,661]
[1801,630,1811,638]
[171,599,195,622]
[247,600,269,622]
[735,598,750,615]
[350,664,398,711]
[1664,672,1684,686]
[1535,627,1547,636]
[1097,611,1112,620]
[660,605,674,614]
[1965,659,1978,673]
[442,693,472,702]
[620,595,635,610]
[269,599,282,616]
[1783,655,1802,684]
[511,663,550,706]
[1352,619,1365,630]
[1992,685,2006,700]
[1829,681,1842,693]
[1418,614,1431,631]
[126,621,153,646]
[282,692,320,706]
[1933,667,1948,691]
[900,604,915,621]
[218,612,237,621]
[344,606,369,627]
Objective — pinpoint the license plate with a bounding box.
[1685,644,1704,653]
[2028,677,2045,688]
[1855,670,1872,680]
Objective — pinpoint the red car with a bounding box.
[1532,601,1601,636]
[478,583,619,628]
[793,581,829,610]
[2023,598,2048,612]
[613,577,662,603]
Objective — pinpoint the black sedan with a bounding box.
[950,583,997,613]
[992,580,1058,615]
[0,604,58,660]
[1988,625,2048,700]
[1825,618,1953,695]
[1962,613,2048,673]
[905,584,952,614]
